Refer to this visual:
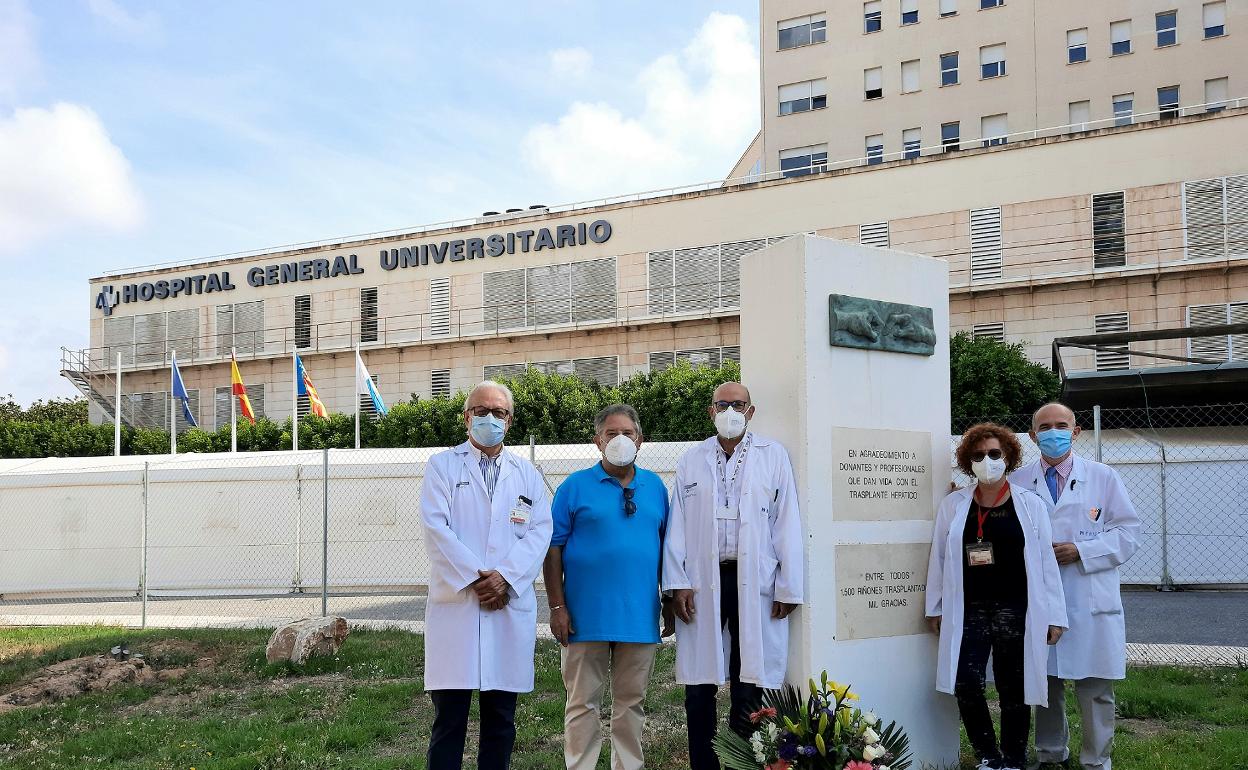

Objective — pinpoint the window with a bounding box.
[969,206,1002,281]
[981,113,1007,146]
[127,391,168,430]
[174,389,200,434]
[940,52,959,85]
[864,1,882,32]
[903,127,921,159]
[650,347,740,372]
[864,67,883,99]
[431,369,451,398]
[294,295,311,349]
[358,374,381,417]
[215,384,264,429]
[110,308,199,366]
[483,258,616,331]
[901,59,920,92]
[1068,100,1091,131]
[1067,28,1088,63]
[940,0,957,16]
[217,299,263,356]
[486,357,619,387]
[428,276,451,337]
[1187,302,1248,361]
[1156,11,1177,46]
[779,78,828,115]
[779,144,828,177]
[1203,2,1226,37]
[901,0,918,25]
[102,316,136,367]
[1205,77,1229,112]
[1182,175,1248,260]
[1092,192,1126,268]
[860,221,890,247]
[941,121,960,151]
[648,239,762,314]
[1113,93,1134,126]
[778,13,827,49]
[866,135,884,165]
[360,287,378,343]
[134,311,166,366]
[1111,20,1132,55]
[972,323,1005,342]
[1094,313,1131,371]
[980,0,1003,8]
[1158,85,1180,119]
[980,44,1006,78]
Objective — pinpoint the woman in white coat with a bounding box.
[926,422,1067,770]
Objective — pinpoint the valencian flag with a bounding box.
[170,352,197,428]
[230,354,257,424]
[295,354,327,418]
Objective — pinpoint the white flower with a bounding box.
[879,766,891,770]
[766,722,780,740]
[862,727,880,744]
[754,750,766,763]
[863,744,885,761]
[862,710,879,726]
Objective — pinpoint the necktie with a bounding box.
[480,454,498,500]
[1045,465,1060,503]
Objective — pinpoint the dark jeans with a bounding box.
[427,689,518,770]
[955,599,1029,768]
[686,561,764,770]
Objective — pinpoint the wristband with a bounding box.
[549,605,565,612]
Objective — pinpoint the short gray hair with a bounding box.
[466,380,515,413]
[594,404,642,436]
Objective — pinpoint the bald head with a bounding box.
[712,381,752,404]
[1032,402,1076,432]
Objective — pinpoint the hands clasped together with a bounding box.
[472,569,511,611]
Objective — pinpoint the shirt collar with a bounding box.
[715,431,752,460]
[592,460,643,488]
[1042,453,1074,479]
[468,442,503,464]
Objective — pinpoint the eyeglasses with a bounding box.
[970,449,1004,462]
[712,400,750,413]
[467,406,511,419]
[622,486,636,517]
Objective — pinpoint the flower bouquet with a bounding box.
[713,671,912,770]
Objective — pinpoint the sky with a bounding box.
[0,0,761,404]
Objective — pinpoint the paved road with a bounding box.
[1122,588,1248,646]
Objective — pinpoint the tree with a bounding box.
[618,359,741,439]
[949,331,1060,430]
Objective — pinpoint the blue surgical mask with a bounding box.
[1036,428,1073,459]
[470,414,506,447]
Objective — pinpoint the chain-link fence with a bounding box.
[2,411,1244,666]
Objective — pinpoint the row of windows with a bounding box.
[859,0,999,37]
[482,347,743,390]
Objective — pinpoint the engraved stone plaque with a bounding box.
[831,426,933,521]
[828,294,936,356]
[835,542,931,641]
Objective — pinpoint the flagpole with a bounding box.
[170,351,177,456]
[292,351,299,452]
[230,348,237,453]
[114,352,122,457]
[354,343,361,450]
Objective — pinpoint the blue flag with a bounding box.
[171,352,198,428]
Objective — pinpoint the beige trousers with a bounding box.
[1035,675,1117,770]
[561,641,657,770]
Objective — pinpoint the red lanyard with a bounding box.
[974,482,1010,541]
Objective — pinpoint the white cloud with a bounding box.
[0,0,39,104]
[86,0,160,40]
[522,12,759,199]
[548,47,593,82]
[0,103,144,254]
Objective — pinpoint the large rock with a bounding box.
[266,617,350,665]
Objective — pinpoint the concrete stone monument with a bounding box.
[740,235,958,766]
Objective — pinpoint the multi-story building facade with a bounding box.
[66,3,1248,431]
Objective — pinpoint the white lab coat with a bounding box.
[662,433,804,689]
[420,441,553,693]
[925,485,1068,706]
[1010,456,1140,680]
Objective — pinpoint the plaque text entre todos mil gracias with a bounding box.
[840,569,927,610]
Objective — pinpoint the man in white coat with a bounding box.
[663,381,805,770]
[420,381,553,770]
[1010,402,1140,770]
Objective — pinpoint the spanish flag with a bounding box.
[230,355,256,424]
[295,354,328,418]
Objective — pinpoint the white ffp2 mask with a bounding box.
[971,457,1007,484]
[714,408,748,440]
[604,434,638,467]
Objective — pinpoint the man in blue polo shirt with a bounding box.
[543,403,669,770]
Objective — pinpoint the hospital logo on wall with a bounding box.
[95,285,119,316]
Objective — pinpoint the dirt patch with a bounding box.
[1117,716,1205,740]
[0,655,171,713]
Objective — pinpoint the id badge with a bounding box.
[965,542,995,566]
[715,504,738,521]
[510,499,532,524]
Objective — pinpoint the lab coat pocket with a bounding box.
[507,585,537,613]
[1089,570,1123,615]
[759,554,779,596]
[511,521,532,539]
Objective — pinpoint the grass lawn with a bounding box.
[0,625,1244,769]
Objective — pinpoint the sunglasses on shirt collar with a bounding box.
[622,486,636,517]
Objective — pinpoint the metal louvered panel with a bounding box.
[431,369,451,397]
[102,316,135,367]
[484,363,527,381]
[358,375,379,417]
[859,221,890,248]
[1184,178,1227,260]
[1094,313,1130,371]
[129,391,167,430]
[649,352,676,372]
[677,348,721,368]
[1227,175,1248,258]
[215,305,233,356]
[572,356,619,387]
[674,246,718,313]
[719,240,762,309]
[215,384,265,429]
[969,207,1002,281]
[294,295,312,349]
[972,323,1005,342]
[174,389,200,434]
[721,346,741,363]
[1188,304,1231,361]
[167,308,199,358]
[1230,303,1248,361]
[429,277,452,337]
[233,300,264,355]
[528,263,572,327]
[360,287,379,343]
[571,257,617,323]
[483,269,527,332]
[134,312,167,366]
[1091,192,1126,268]
[647,250,675,314]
